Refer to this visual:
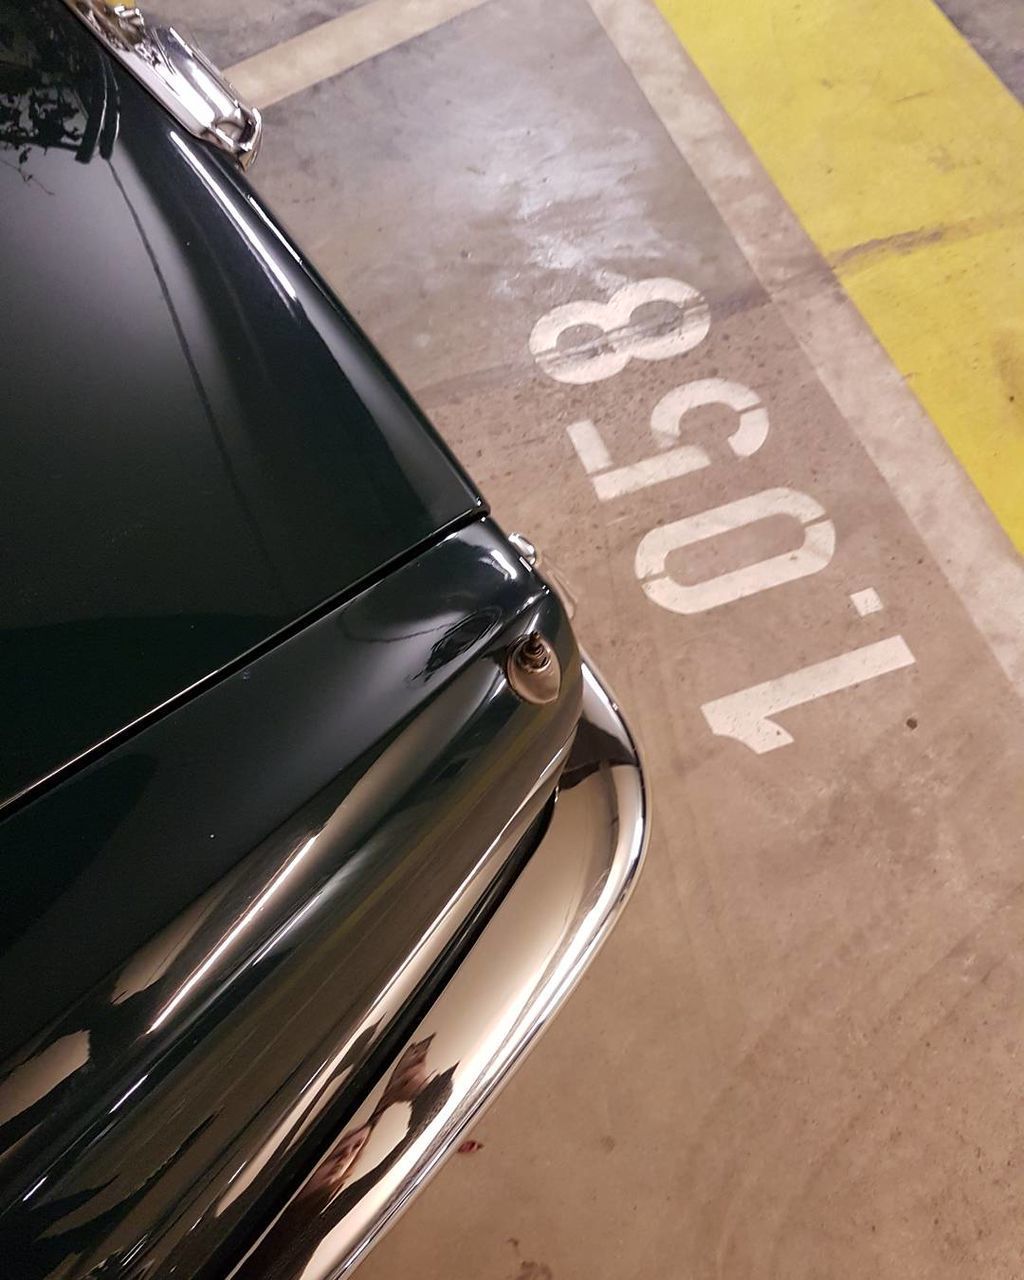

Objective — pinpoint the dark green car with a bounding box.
[0,4,648,1276]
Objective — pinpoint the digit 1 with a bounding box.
[700,636,916,753]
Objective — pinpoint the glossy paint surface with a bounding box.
[236,660,648,1280]
[0,520,582,1279]
[0,0,479,811]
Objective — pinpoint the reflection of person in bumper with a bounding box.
[298,1035,437,1205]
[239,1036,457,1278]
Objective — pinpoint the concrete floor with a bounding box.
[172,1,1024,1275]
[935,0,1024,100]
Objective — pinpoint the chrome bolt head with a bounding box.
[506,631,561,705]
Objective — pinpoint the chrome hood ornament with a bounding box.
[61,0,262,168]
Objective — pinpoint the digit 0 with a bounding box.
[634,487,836,614]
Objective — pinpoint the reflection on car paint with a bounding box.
[229,663,648,1280]
[237,1038,458,1277]
[0,526,578,1279]
[0,0,481,812]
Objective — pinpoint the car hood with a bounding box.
[0,0,480,812]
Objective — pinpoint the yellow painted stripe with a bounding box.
[656,0,1024,553]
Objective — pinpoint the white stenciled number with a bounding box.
[634,487,836,614]
[701,637,916,753]
[529,278,710,385]
[568,377,768,501]
[651,379,768,456]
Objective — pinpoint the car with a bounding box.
[0,3,649,1277]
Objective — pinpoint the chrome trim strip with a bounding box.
[60,1,263,168]
[232,656,649,1280]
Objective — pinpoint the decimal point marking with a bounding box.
[850,588,884,616]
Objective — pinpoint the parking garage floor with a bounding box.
[168,2,1024,1275]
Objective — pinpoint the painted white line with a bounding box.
[702,636,916,753]
[225,0,491,109]
[567,419,613,475]
[587,0,1024,697]
[850,588,884,617]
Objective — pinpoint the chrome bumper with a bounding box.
[233,658,649,1280]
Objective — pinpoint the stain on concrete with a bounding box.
[509,1262,553,1280]
[830,225,948,270]
[993,324,1024,421]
